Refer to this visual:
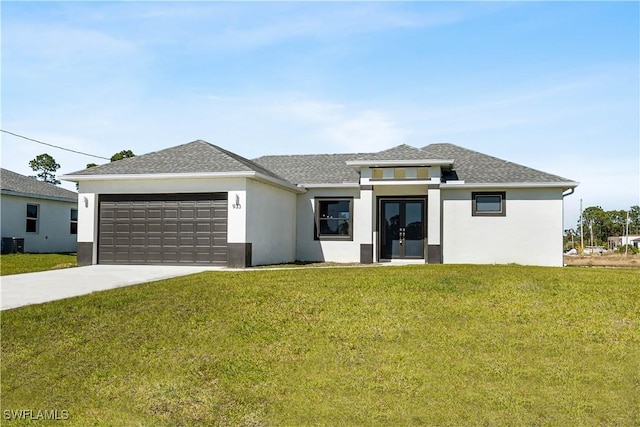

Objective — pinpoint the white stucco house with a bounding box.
[608,235,640,250]
[62,140,578,268]
[1,168,78,253]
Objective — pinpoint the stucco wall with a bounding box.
[441,188,565,266]
[246,180,297,265]
[296,188,364,263]
[75,176,299,266]
[1,194,78,253]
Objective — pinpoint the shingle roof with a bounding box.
[421,143,574,184]
[66,140,575,187]
[254,153,362,185]
[254,144,452,185]
[355,144,448,161]
[1,168,77,202]
[68,140,289,183]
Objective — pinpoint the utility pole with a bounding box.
[626,210,630,256]
[580,199,584,253]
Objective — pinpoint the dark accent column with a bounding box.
[360,185,373,190]
[427,245,442,264]
[360,244,373,264]
[228,243,252,268]
[77,242,94,266]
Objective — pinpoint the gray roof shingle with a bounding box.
[1,169,77,201]
[66,140,575,187]
[421,143,574,184]
[68,140,289,183]
[355,144,449,161]
[254,153,362,185]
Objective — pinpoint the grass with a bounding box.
[0,253,77,276]
[1,265,639,426]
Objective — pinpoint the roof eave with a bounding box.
[440,181,580,190]
[61,171,304,194]
[346,159,454,168]
[1,189,78,203]
[297,183,360,189]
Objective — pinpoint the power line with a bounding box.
[0,129,110,160]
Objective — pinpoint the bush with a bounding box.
[616,244,639,254]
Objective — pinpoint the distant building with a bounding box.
[608,235,640,250]
[1,168,78,253]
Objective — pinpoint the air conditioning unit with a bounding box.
[1,237,25,254]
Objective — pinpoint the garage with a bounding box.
[98,193,227,265]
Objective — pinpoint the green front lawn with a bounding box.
[0,253,77,276]
[2,265,639,425]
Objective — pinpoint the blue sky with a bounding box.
[2,1,638,228]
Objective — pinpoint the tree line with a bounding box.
[565,205,640,248]
[28,150,135,185]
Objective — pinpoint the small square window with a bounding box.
[315,198,353,240]
[472,192,506,216]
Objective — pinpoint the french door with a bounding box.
[379,199,425,259]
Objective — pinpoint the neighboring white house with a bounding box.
[62,140,578,267]
[608,235,640,250]
[1,168,78,253]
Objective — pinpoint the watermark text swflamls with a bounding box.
[3,409,69,421]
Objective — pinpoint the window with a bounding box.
[70,209,78,234]
[315,198,353,240]
[417,167,429,179]
[472,192,506,216]
[26,204,39,233]
[371,167,430,180]
[394,168,406,179]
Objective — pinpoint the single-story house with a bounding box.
[1,168,78,253]
[608,235,640,250]
[62,140,578,267]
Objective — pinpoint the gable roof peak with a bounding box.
[64,139,291,184]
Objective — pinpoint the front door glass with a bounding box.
[380,200,425,259]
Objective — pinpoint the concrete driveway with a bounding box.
[1,265,222,311]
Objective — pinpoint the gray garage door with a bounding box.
[98,193,227,265]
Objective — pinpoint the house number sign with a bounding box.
[232,193,242,209]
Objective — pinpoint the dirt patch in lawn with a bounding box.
[51,263,76,270]
[564,254,640,268]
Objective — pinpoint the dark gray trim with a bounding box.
[77,242,94,266]
[427,245,442,264]
[100,193,227,202]
[471,191,506,217]
[360,244,373,264]
[360,185,373,190]
[427,184,440,189]
[228,243,252,268]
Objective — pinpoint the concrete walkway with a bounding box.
[1,265,222,311]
